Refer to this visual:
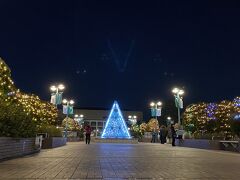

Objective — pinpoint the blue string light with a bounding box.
[233,97,240,107]
[101,101,131,139]
[205,103,217,120]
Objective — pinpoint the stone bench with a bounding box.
[219,140,239,152]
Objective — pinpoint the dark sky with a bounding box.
[0,0,240,112]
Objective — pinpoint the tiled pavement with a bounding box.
[0,142,240,179]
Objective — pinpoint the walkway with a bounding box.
[0,142,240,179]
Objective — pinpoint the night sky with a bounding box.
[0,0,240,113]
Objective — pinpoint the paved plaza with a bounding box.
[0,142,240,180]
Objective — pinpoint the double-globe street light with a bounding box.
[50,84,65,107]
[150,101,162,121]
[74,114,84,127]
[62,99,74,138]
[128,115,137,126]
[172,87,184,126]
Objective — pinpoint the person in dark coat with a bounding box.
[159,125,167,144]
[171,124,176,146]
[84,124,92,144]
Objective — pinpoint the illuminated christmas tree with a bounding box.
[101,101,131,138]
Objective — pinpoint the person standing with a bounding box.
[159,126,164,144]
[151,128,157,143]
[84,124,92,144]
[171,124,176,146]
[162,125,167,144]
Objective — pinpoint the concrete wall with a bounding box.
[42,137,67,149]
[0,137,39,161]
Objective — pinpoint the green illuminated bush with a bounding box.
[37,125,62,137]
[0,98,37,137]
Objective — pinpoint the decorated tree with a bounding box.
[184,97,240,138]
[204,103,218,133]
[183,103,209,133]
[230,97,240,137]
[0,96,36,137]
[62,117,80,131]
[140,123,147,132]
[131,124,144,139]
[147,118,159,131]
[0,59,16,95]
[214,100,233,134]
[0,57,58,137]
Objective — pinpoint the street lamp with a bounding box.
[50,84,65,106]
[167,116,172,126]
[74,114,84,126]
[150,101,162,121]
[62,98,74,138]
[172,87,184,125]
[128,115,137,125]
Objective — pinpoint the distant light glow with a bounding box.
[172,88,179,94]
[172,87,184,95]
[69,100,74,105]
[150,102,155,107]
[50,85,57,91]
[101,101,131,139]
[157,101,162,106]
[179,90,184,95]
[58,84,65,90]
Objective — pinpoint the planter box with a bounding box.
[42,137,67,149]
[176,139,221,150]
[67,137,84,142]
[0,137,39,161]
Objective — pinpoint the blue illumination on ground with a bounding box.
[101,101,131,139]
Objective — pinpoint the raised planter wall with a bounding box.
[139,132,159,142]
[176,139,221,150]
[0,137,39,161]
[67,137,84,142]
[42,137,67,149]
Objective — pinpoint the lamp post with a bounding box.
[172,87,184,126]
[50,84,65,107]
[128,115,137,126]
[74,114,84,127]
[62,99,74,138]
[150,101,162,121]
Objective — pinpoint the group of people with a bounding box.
[151,124,177,146]
[84,123,179,146]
